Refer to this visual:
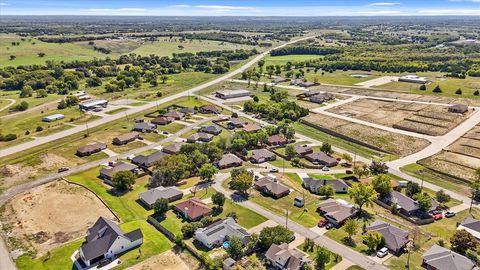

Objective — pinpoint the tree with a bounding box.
[433,85,442,93]
[342,153,353,164]
[450,229,478,255]
[406,181,421,197]
[456,88,462,95]
[212,192,225,209]
[413,193,432,213]
[369,160,388,175]
[151,154,190,187]
[258,225,293,250]
[319,185,335,198]
[227,235,244,259]
[354,165,370,179]
[285,144,296,160]
[160,75,168,84]
[348,183,378,212]
[20,85,33,98]
[343,219,359,243]
[36,89,48,98]
[474,90,480,96]
[230,172,253,194]
[320,142,333,155]
[372,174,393,199]
[15,101,29,111]
[112,171,136,191]
[419,84,426,91]
[153,198,169,217]
[9,55,16,60]
[435,190,451,208]
[314,246,331,269]
[363,231,383,252]
[198,163,218,182]
[38,52,46,57]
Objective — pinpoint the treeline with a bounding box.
[270,46,343,57]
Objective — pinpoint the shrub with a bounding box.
[419,84,426,91]
[36,126,43,132]
[432,85,442,93]
[474,90,479,96]
[455,88,462,95]
[0,133,17,141]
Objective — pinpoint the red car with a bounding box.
[318,219,328,227]
[432,212,443,220]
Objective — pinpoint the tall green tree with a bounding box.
[314,247,331,269]
[153,198,169,217]
[258,225,293,250]
[372,174,393,199]
[363,231,383,252]
[198,163,218,182]
[112,171,136,191]
[343,219,359,244]
[348,183,378,212]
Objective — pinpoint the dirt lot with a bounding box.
[0,180,115,257]
[421,124,480,182]
[302,113,431,156]
[127,250,193,270]
[327,98,470,136]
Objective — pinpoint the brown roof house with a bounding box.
[199,105,220,114]
[131,151,167,168]
[227,118,247,129]
[243,123,262,133]
[265,243,307,270]
[152,116,174,126]
[76,142,107,157]
[112,132,139,145]
[99,162,138,184]
[294,145,313,157]
[422,244,478,270]
[133,122,156,133]
[78,217,143,267]
[139,186,183,209]
[217,153,243,169]
[267,135,288,146]
[305,152,339,167]
[200,125,223,135]
[162,142,184,154]
[187,132,214,143]
[254,176,290,199]
[317,199,358,227]
[366,220,410,254]
[173,198,212,221]
[251,149,276,163]
[164,111,184,120]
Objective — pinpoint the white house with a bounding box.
[194,218,250,249]
[78,217,143,267]
[458,218,480,240]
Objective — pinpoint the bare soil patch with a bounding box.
[327,98,470,136]
[126,250,192,270]
[0,180,114,257]
[302,113,430,156]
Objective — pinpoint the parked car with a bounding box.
[126,154,135,160]
[163,131,169,135]
[445,211,456,218]
[325,223,334,230]
[346,169,353,174]
[318,219,328,227]
[322,167,330,172]
[269,168,279,173]
[377,247,389,258]
[58,167,70,173]
[432,211,443,220]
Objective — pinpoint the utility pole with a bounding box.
[353,151,357,169]
[285,209,289,229]
[421,171,424,191]
[124,112,129,122]
[85,124,90,137]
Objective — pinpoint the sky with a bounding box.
[1,0,480,16]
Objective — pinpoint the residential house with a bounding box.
[200,125,223,135]
[267,135,288,146]
[138,186,183,208]
[76,143,107,157]
[302,177,349,194]
[271,76,287,84]
[309,93,335,104]
[243,123,262,133]
[173,198,212,221]
[99,162,138,184]
[265,243,307,270]
[112,132,139,145]
[297,90,320,98]
[180,107,195,115]
[187,132,214,143]
[78,217,143,267]
[227,118,247,129]
[384,191,438,217]
[458,218,480,240]
[162,143,184,154]
[199,105,220,114]
[152,116,174,126]
[217,153,243,169]
[290,79,315,88]
[317,199,358,227]
[42,113,65,122]
[131,151,167,168]
[422,244,478,270]
[133,122,156,133]
[305,152,339,167]
[294,145,313,157]
[194,217,251,249]
[79,99,108,111]
[215,89,251,100]
[254,176,290,199]
[449,104,469,114]
[251,149,276,163]
[164,111,184,120]
[366,220,410,254]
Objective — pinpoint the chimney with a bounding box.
[184,207,189,219]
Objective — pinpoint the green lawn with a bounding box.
[346,266,365,270]
[263,54,323,66]
[214,199,268,229]
[105,107,129,115]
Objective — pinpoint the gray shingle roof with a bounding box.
[132,151,167,167]
[366,220,409,252]
[460,218,480,233]
[139,186,183,206]
[218,153,243,168]
[422,244,478,270]
[100,162,138,179]
[254,177,290,197]
[265,243,306,270]
[302,178,349,193]
[194,218,250,248]
[162,143,184,154]
[200,125,223,135]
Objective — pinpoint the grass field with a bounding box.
[263,54,323,66]
[105,107,129,115]
[132,37,259,57]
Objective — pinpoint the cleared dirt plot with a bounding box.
[420,125,480,182]
[302,113,430,156]
[327,98,470,136]
[127,250,191,270]
[0,180,115,257]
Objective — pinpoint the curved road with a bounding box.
[0,98,16,113]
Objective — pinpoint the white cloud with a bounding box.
[368,2,401,6]
[418,9,480,15]
[354,10,403,15]
[0,2,9,6]
[194,5,259,11]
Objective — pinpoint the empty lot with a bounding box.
[0,180,115,257]
[327,98,470,136]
